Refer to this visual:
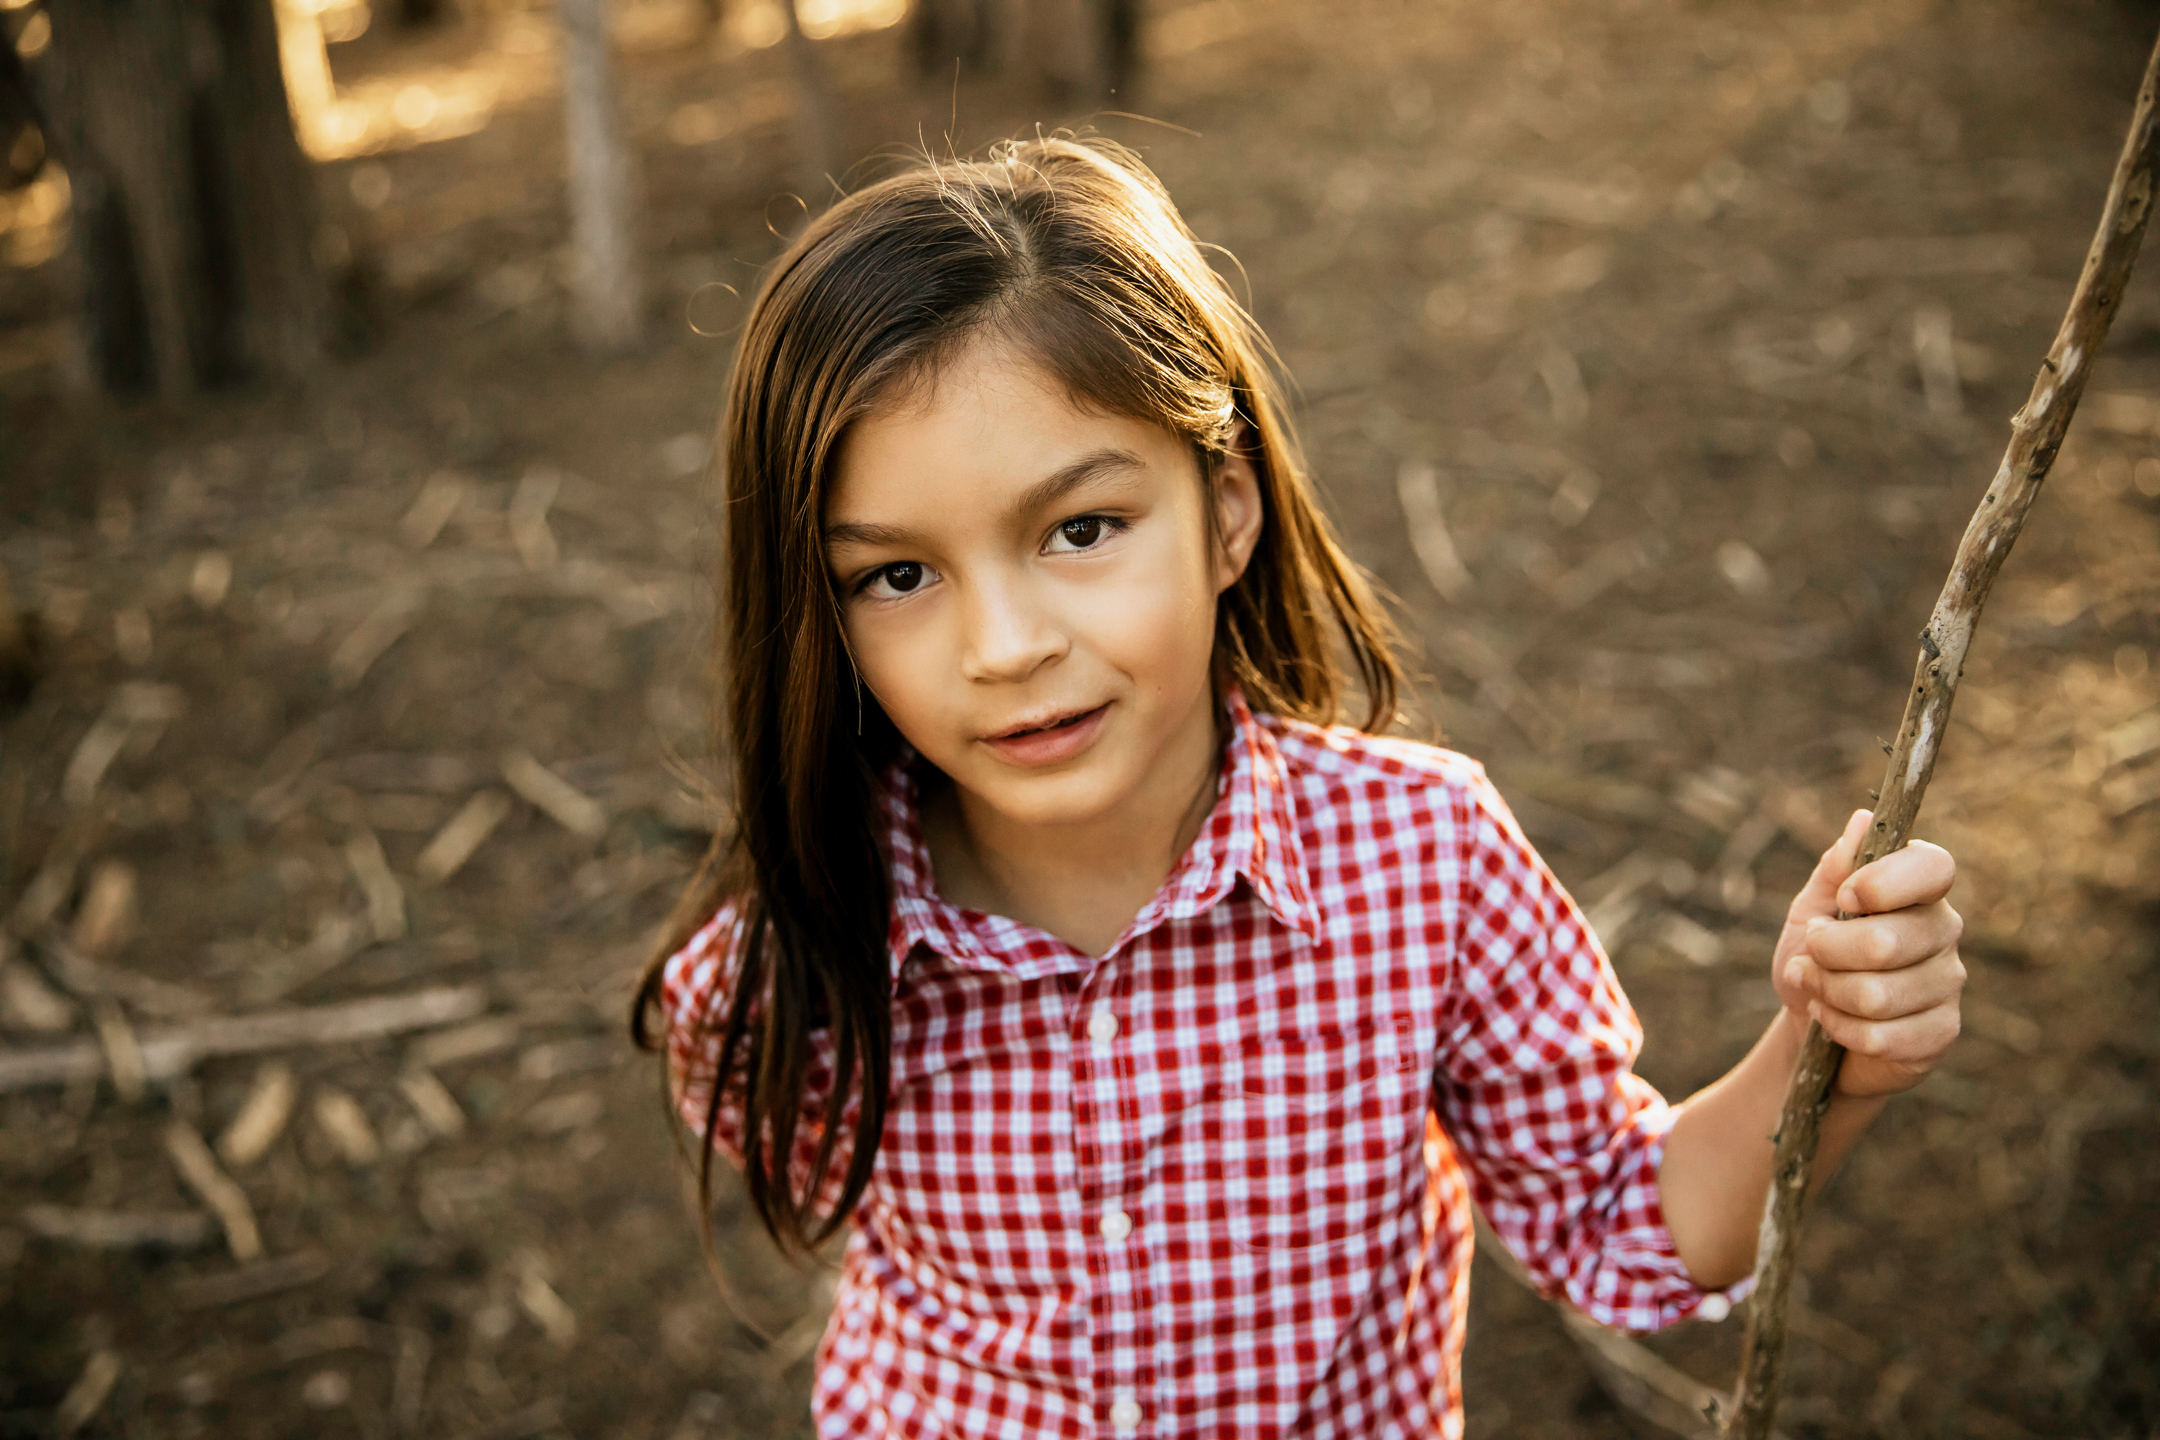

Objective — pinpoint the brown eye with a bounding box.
[883,562,924,593]
[1058,517,1105,549]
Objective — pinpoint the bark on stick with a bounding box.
[1721,31,2160,1440]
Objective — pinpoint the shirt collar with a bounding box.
[881,687,1318,980]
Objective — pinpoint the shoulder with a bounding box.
[1262,714,1509,827]
[1259,713,1548,896]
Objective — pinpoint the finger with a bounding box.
[1787,809,1872,923]
[1809,995,1961,1065]
[1837,838,1957,917]
[1805,948,1967,1021]
[1801,902,1963,974]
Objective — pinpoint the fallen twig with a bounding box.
[501,748,607,839]
[21,1205,214,1251]
[0,984,489,1092]
[416,791,514,884]
[1473,1222,1747,1440]
[1722,33,2160,1439]
[171,1248,333,1309]
[165,1119,263,1262]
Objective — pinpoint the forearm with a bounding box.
[1657,1009,1887,1290]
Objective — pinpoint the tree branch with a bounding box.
[1720,30,2160,1439]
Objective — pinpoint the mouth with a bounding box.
[986,704,1107,742]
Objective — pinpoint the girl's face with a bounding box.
[826,339,1262,836]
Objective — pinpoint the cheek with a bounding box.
[846,612,948,739]
[1080,536,1219,682]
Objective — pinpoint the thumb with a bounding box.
[1789,808,1871,924]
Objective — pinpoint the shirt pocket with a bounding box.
[1190,1015,1424,1255]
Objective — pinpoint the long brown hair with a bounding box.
[633,136,1405,1254]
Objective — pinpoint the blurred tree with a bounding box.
[911,0,1138,100]
[1,19,44,190]
[41,0,331,399]
[781,0,840,194]
[558,0,645,349]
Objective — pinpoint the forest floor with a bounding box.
[1,0,2157,1436]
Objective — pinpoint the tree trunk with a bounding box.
[557,0,644,351]
[41,0,329,399]
[780,0,840,199]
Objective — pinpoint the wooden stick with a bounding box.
[1721,33,2160,1440]
[0,984,488,1092]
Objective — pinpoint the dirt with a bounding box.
[0,0,2156,1437]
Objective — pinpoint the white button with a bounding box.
[1108,1398,1143,1432]
[1086,1008,1119,1043]
[1098,1208,1132,1243]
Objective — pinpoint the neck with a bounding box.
[923,701,1224,958]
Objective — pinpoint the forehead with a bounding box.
[828,340,1188,524]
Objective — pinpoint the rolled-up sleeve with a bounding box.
[1430,771,1746,1332]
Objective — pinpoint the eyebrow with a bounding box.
[823,447,1146,549]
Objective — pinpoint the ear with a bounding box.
[1211,426,1265,594]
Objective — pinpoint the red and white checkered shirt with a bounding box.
[662,691,1727,1439]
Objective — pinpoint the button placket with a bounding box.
[1073,968,1153,1438]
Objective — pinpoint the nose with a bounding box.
[958,567,1067,684]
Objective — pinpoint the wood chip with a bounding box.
[313,1086,382,1166]
[1395,461,1474,603]
[0,984,489,1092]
[21,1205,214,1251]
[55,1349,122,1437]
[401,471,467,549]
[218,1061,298,1168]
[416,790,513,884]
[1,955,77,1033]
[172,1248,333,1309]
[70,860,139,957]
[501,749,606,839]
[330,590,423,690]
[61,715,132,809]
[243,913,372,1006]
[345,828,408,942]
[408,1015,520,1070]
[515,1256,577,1345]
[166,1119,264,1262]
[42,938,214,1018]
[91,1000,147,1103]
[398,1067,467,1138]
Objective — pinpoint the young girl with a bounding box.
[634,137,1964,1439]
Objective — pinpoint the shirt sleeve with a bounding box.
[1428,768,1747,1332]
[659,902,853,1217]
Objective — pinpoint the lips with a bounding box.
[980,703,1109,766]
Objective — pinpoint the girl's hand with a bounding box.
[1771,808,1965,1098]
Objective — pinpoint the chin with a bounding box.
[967,764,1132,829]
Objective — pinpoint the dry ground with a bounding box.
[0,0,2156,1437]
